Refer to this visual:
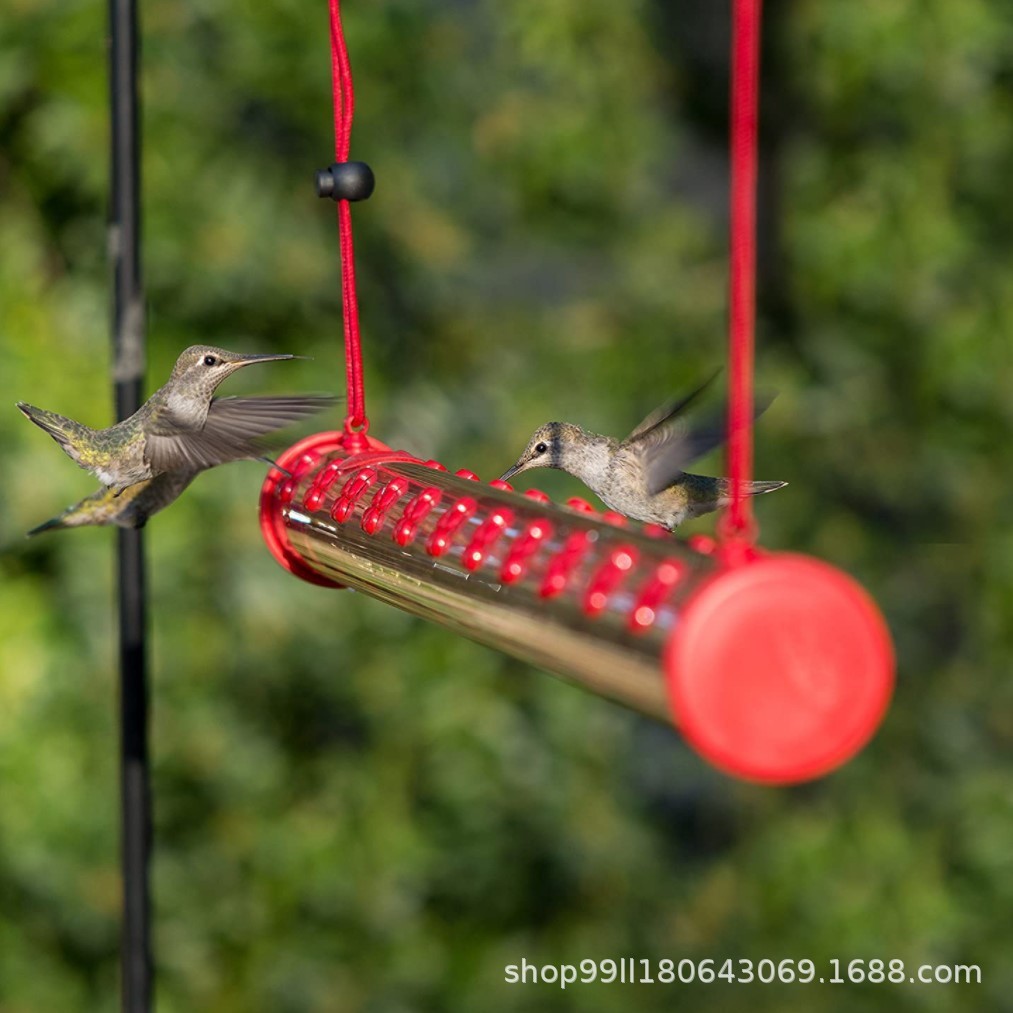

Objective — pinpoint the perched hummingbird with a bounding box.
[17,345,335,491]
[26,470,202,535]
[499,380,787,530]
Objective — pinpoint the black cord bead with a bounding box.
[316,161,375,202]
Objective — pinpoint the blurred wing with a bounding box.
[624,373,718,444]
[638,389,776,496]
[146,395,337,472]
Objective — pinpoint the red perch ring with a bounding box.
[666,553,894,784]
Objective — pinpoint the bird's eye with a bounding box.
[203,355,217,367]
[535,442,548,454]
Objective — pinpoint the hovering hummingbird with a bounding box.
[499,379,787,530]
[17,345,335,491]
[26,470,203,535]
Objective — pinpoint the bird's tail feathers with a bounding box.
[718,478,788,500]
[26,514,70,537]
[16,403,91,450]
[678,474,787,521]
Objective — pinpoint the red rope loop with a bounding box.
[329,0,368,434]
[719,0,762,552]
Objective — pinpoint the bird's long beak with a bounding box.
[228,352,307,369]
[498,461,523,482]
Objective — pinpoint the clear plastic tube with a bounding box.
[261,433,714,720]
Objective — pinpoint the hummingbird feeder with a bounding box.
[260,0,895,783]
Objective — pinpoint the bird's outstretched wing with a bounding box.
[145,395,337,473]
[626,380,775,496]
[623,373,719,444]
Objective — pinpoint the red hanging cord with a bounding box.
[719,0,762,555]
[329,0,369,441]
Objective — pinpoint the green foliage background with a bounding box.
[1,0,1011,1009]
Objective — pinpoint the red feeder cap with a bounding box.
[666,553,894,784]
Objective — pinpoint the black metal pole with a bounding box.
[109,0,151,1008]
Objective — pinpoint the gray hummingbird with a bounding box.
[26,470,203,535]
[499,380,787,530]
[17,344,335,491]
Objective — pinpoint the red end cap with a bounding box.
[665,553,894,784]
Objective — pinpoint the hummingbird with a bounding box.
[498,379,787,530]
[26,470,203,535]
[17,345,335,492]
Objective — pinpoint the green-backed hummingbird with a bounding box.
[17,345,335,491]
